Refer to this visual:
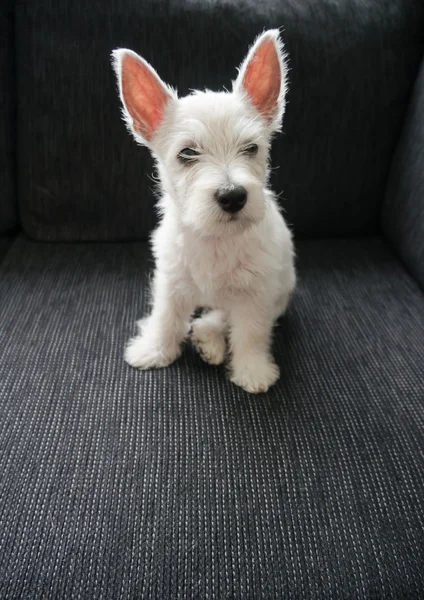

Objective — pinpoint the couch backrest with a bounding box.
[383,55,424,290]
[0,0,16,234]
[16,0,424,241]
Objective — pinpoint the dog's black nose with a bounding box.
[215,186,247,214]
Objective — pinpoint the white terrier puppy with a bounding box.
[112,30,296,393]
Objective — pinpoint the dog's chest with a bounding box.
[183,236,258,298]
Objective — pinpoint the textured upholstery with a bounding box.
[16,0,424,241]
[383,55,424,290]
[0,0,16,233]
[1,236,424,599]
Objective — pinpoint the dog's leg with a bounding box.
[274,268,296,319]
[191,309,228,365]
[229,300,279,394]
[125,272,195,370]
[274,290,293,320]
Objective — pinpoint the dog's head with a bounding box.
[112,30,288,236]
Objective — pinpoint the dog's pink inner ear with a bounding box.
[242,38,281,122]
[121,53,170,140]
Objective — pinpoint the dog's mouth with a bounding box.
[217,210,242,223]
[214,207,255,230]
[225,212,256,231]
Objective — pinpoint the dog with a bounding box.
[112,30,296,393]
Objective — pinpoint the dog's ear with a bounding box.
[112,49,176,145]
[234,30,288,131]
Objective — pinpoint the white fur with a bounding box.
[112,30,296,394]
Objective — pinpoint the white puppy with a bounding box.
[112,30,296,393]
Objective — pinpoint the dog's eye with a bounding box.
[178,148,200,164]
[242,143,259,156]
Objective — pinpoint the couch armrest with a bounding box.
[383,56,424,290]
[0,0,17,234]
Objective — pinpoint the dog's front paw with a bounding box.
[191,317,226,366]
[230,357,279,394]
[124,335,181,370]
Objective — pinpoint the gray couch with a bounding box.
[1,1,424,598]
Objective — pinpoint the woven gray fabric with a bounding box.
[383,55,424,290]
[1,236,424,599]
[16,0,424,241]
[0,0,16,232]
